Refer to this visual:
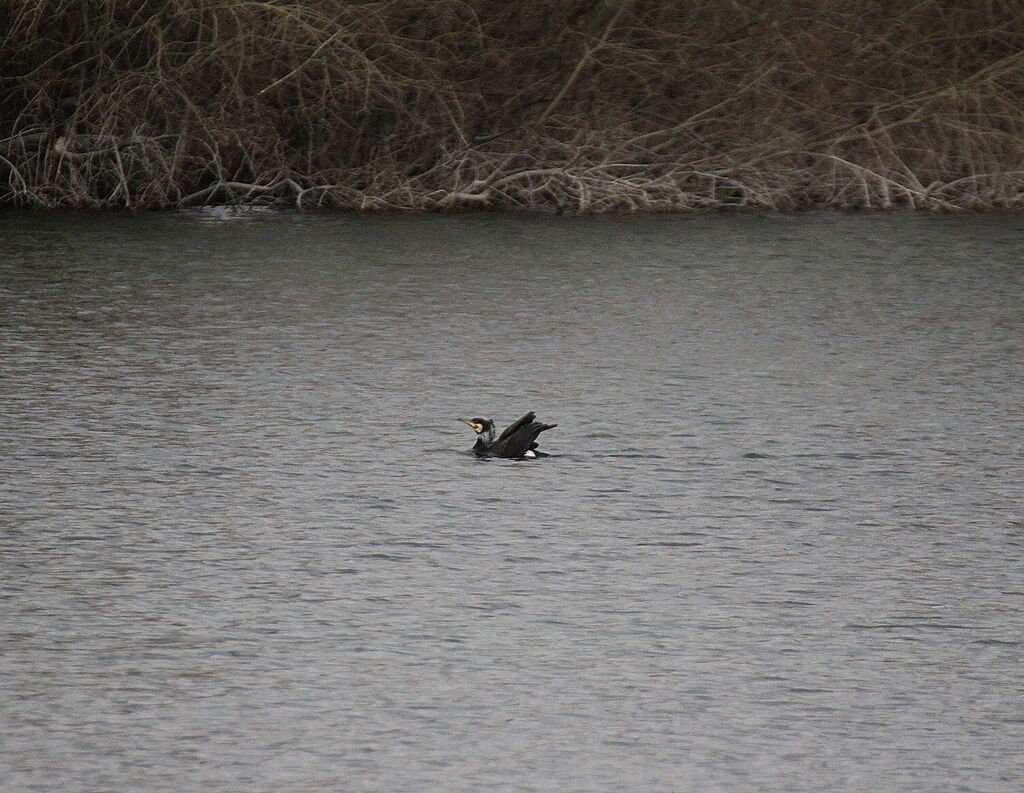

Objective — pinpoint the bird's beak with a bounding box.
[458,418,481,433]
[458,418,473,426]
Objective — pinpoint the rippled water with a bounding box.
[2,210,1022,792]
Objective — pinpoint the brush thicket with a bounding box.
[2,1,1023,210]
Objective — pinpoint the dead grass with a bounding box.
[2,0,1023,211]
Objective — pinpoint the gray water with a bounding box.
[1,210,1022,792]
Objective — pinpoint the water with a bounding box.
[1,210,1022,792]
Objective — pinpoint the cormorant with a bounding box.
[458,412,557,458]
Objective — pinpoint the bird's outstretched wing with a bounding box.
[497,412,536,442]
[491,412,557,458]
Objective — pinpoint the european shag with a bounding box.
[458,412,557,458]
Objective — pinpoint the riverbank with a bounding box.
[3,1,1024,211]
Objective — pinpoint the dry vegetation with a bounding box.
[2,0,1024,211]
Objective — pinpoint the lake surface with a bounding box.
[1,210,1022,792]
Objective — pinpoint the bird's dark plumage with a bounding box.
[458,412,557,458]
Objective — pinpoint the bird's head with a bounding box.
[458,417,494,436]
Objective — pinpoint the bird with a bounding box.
[458,412,557,458]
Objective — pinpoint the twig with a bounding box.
[536,2,631,125]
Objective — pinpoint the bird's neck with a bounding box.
[473,427,495,454]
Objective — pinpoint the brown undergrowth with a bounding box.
[2,0,1024,211]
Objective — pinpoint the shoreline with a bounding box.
[5,137,1023,213]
